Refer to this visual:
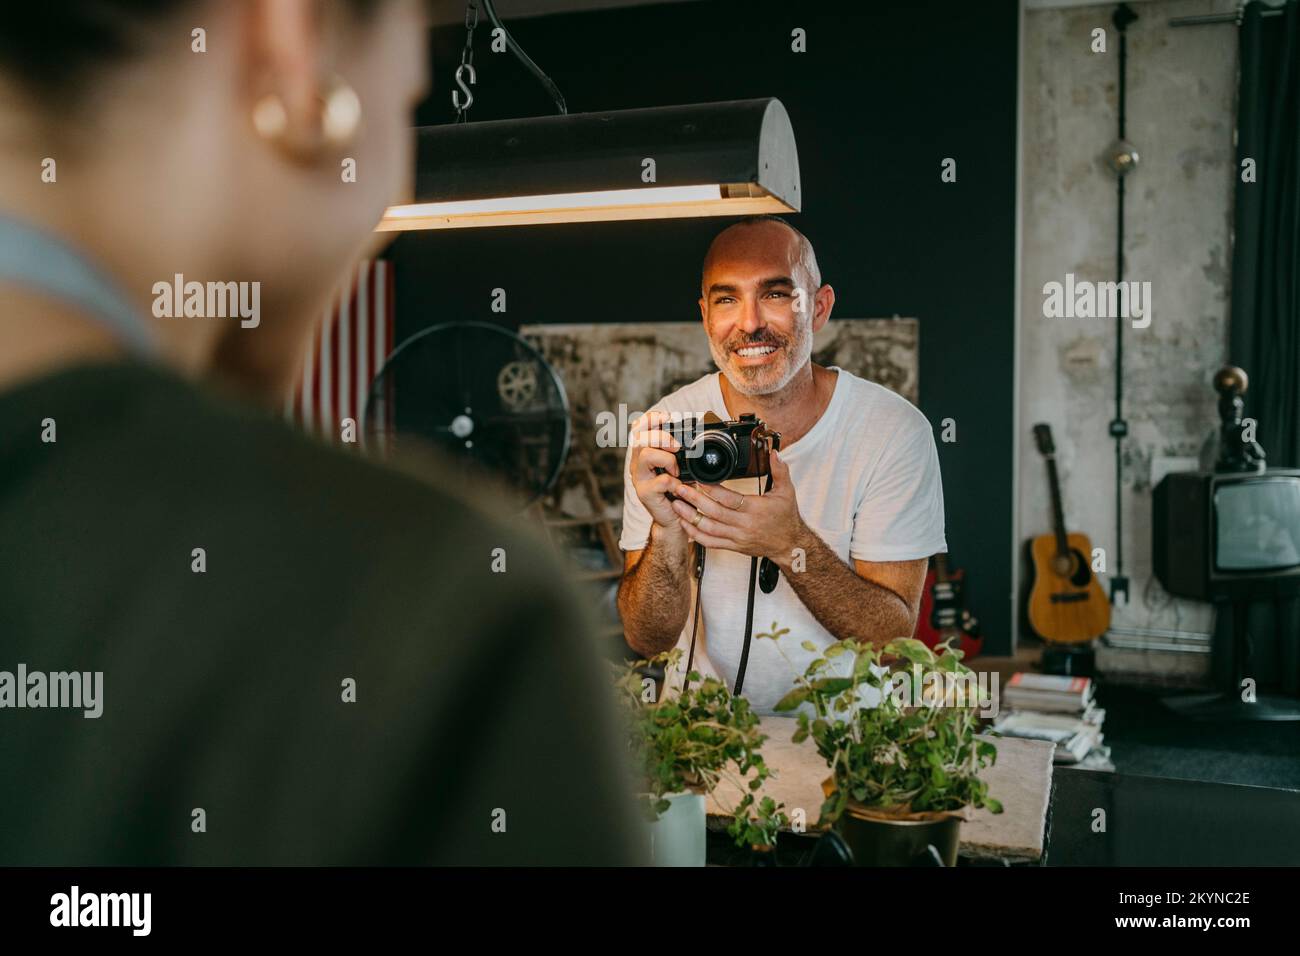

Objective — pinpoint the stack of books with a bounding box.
[992,673,1111,769]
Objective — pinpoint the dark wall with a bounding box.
[389,0,1020,654]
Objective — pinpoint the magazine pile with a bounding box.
[991,673,1113,771]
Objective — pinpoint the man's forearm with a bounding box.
[776,524,913,646]
[617,523,693,658]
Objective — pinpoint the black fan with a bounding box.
[364,321,570,510]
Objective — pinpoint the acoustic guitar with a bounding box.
[1028,424,1110,644]
[915,553,983,659]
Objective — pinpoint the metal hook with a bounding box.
[452,63,477,113]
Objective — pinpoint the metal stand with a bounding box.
[1041,643,1097,677]
[1163,600,1300,721]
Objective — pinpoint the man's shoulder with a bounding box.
[834,368,932,438]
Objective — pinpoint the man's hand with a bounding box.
[670,448,809,566]
[629,410,688,531]
[619,411,696,657]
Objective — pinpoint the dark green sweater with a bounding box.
[0,362,642,865]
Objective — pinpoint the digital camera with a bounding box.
[662,412,781,484]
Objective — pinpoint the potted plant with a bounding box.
[611,650,786,866]
[769,633,1002,866]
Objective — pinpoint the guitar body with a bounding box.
[914,556,984,658]
[1028,531,1110,644]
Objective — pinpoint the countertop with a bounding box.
[706,714,1055,863]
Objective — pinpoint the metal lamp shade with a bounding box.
[378,97,801,231]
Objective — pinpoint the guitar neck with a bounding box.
[1045,456,1069,558]
[933,552,951,583]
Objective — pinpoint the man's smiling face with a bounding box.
[699,219,821,397]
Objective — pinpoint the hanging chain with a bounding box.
[452,1,479,123]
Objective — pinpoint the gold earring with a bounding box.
[321,76,362,148]
[252,93,289,141]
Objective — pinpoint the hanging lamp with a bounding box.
[378,97,801,231]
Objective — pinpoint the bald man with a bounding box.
[616,216,947,712]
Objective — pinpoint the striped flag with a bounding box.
[286,259,394,445]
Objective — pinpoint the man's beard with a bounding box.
[709,321,814,397]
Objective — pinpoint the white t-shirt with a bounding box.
[619,367,947,714]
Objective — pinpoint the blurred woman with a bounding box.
[0,1,640,865]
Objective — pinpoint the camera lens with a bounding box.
[686,433,737,483]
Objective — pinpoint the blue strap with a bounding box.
[0,216,159,358]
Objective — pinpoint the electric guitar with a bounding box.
[915,553,983,659]
[1028,424,1110,644]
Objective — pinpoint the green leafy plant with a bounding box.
[767,632,1004,826]
[611,650,788,848]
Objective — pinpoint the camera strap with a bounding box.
[684,473,778,698]
[684,544,705,681]
[733,473,777,696]
[734,555,760,695]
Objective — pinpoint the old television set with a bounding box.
[1153,469,1300,602]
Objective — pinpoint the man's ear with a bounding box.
[812,284,835,334]
[698,296,707,324]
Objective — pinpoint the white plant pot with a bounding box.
[644,790,706,867]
